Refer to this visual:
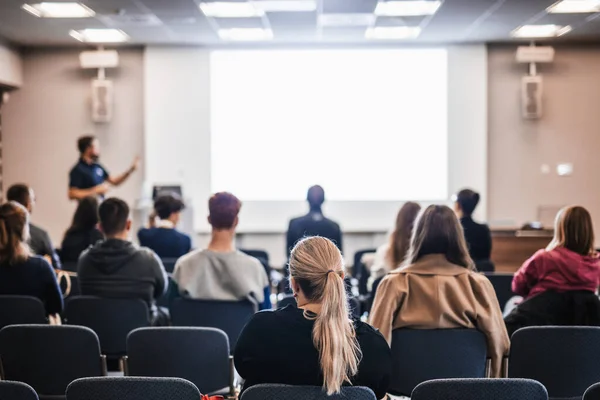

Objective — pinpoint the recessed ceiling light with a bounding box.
[218,28,274,41]
[511,24,572,38]
[69,29,129,43]
[199,2,264,18]
[547,0,600,13]
[252,0,317,12]
[22,2,95,18]
[365,26,421,39]
[374,1,442,17]
[318,13,376,27]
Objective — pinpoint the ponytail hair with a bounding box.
[0,202,31,265]
[289,236,361,395]
[454,189,480,217]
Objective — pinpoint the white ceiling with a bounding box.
[1,0,600,46]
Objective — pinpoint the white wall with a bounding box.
[0,43,22,88]
[144,45,488,265]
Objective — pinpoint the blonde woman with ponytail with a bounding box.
[235,236,391,399]
[0,202,63,318]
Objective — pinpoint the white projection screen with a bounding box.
[210,49,448,202]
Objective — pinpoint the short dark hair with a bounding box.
[67,196,99,234]
[98,197,130,236]
[6,184,31,208]
[78,135,96,154]
[307,185,325,208]
[455,188,480,217]
[209,192,241,230]
[154,193,185,220]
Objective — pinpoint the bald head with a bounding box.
[307,185,325,209]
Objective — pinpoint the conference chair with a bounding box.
[0,325,106,398]
[161,258,178,274]
[509,326,600,400]
[475,259,495,273]
[411,379,548,400]
[171,298,256,350]
[584,383,600,400]
[0,296,46,329]
[0,381,40,400]
[389,329,488,396]
[484,273,516,311]
[240,384,377,400]
[66,377,201,400]
[352,248,377,295]
[239,248,271,280]
[64,296,150,363]
[126,327,233,396]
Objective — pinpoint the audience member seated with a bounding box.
[235,237,391,399]
[286,185,342,255]
[173,192,271,309]
[369,202,421,293]
[138,193,191,259]
[369,205,509,378]
[7,184,61,269]
[505,206,600,335]
[78,197,168,325]
[60,196,103,264]
[0,201,63,319]
[453,188,492,266]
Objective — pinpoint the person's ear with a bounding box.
[290,277,300,294]
[126,219,132,232]
[207,216,212,225]
[233,216,239,229]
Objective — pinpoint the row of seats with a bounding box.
[1,322,600,399]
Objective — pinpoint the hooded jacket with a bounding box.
[77,238,168,307]
[512,247,600,299]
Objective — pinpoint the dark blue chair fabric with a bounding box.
[126,327,230,395]
[390,329,487,396]
[64,296,150,358]
[171,298,256,350]
[412,378,548,400]
[66,377,200,400]
[353,248,377,295]
[584,383,600,400]
[0,325,104,396]
[0,381,40,400]
[240,384,376,400]
[0,296,46,329]
[484,273,516,311]
[161,258,178,274]
[509,326,600,400]
[475,259,495,273]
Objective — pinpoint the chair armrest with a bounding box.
[229,355,235,397]
[100,355,108,376]
[121,356,129,376]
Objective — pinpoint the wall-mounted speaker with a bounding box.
[91,79,113,123]
[522,75,543,119]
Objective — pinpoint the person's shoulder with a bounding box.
[354,319,390,347]
[26,255,54,273]
[176,248,206,266]
[28,223,46,236]
[136,246,161,263]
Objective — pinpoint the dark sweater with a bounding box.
[0,256,63,315]
[287,212,343,256]
[460,216,492,261]
[60,228,104,263]
[77,238,168,308]
[29,223,62,270]
[137,227,192,259]
[234,306,391,399]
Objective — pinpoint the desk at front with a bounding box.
[491,230,553,274]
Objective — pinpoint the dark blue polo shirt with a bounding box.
[69,159,109,190]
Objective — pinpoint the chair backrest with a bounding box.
[238,249,269,264]
[484,273,516,310]
[64,296,150,357]
[161,258,178,274]
[509,326,600,399]
[390,329,487,396]
[412,379,548,400]
[170,298,256,350]
[127,327,230,395]
[0,325,104,396]
[0,381,40,400]
[240,384,377,400]
[0,296,46,329]
[584,383,600,400]
[66,377,200,400]
[475,259,495,273]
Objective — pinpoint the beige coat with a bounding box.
[369,254,510,378]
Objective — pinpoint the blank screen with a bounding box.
[210,49,448,201]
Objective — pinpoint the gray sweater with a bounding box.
[173,249,268,304]
[77,238,168,307]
